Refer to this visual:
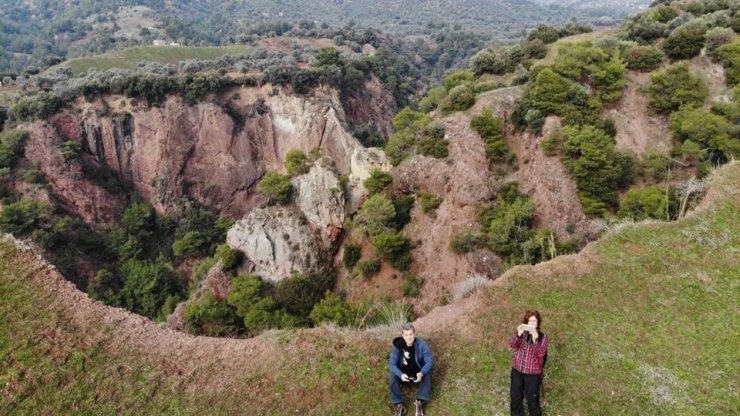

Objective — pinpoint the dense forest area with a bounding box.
[0,0,641,74]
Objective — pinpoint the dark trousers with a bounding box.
[510,367,542,416]
[389,373,432,404]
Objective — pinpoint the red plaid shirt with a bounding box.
[509,331,549,375]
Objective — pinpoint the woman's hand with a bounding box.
[517,324,525,336]
[531,329,539,342]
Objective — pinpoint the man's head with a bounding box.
[401,323,416,346]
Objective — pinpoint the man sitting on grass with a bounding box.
[389,323,434,416]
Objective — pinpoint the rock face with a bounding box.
[227,157,355,283]
[23,122,121,225]
[26,81,393,223]
[389,112,497,313]
[509,116,599,242]
[347,147,393,213]
[292,158,346,245]
[226,206,324,284]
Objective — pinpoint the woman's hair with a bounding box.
[522,309,543,328]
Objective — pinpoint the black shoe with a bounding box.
[394,402,407,416]
[414,399,424,416]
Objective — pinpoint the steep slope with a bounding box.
[29,83,392,218]
[1,161,737,414]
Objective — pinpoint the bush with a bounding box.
[642,152,673,183]
[470,108,510,162]
[87,269,122,306]
[191,256,218,286]
[528,24,560,45]
[351,122,385,147]
[425,122,446,140]
[525,109,546,134]
[449,228,487,254]
[357,193,396,236]
[705,27,736,59]
[23,168,45,184]
[624,13,667,44]
[363,169,393,195]
[357,258,381,278]
[284,149,310,176]
[184,293,243,336]
[389,195,415,230]
[530,68,571,115]
[172,231,209,258]
[441,84,475,114]
[216,243,243,271]
[716,41,740,86]
[121,201,155,236]
[121,258,185,320]
[618,186,677,221]
[274,273,322,319]
[0,130,29,169]
[417,191,442,216]
[310,291,355,326]
[371,230,411,270]
[663,25,708,61]
[61,141,82,162]
[226,274,266,316]
[562,124,635,209]
[384,131,415,166]
[453,274,490,301]
[470,49,505,76]
[652,4,678,23]
[646,62,708,114]
[418,86,447,113]
[670,106,739,159]
[522,39,548,59]
[401,273,424,297]
[0,197,51,234]
[443,70,474,91]
[365,299,414,328]
[258,171,293,205]
[392,107,429,132]
[10,92,64,121]
[417,136,449,158]
[624,45,665,71]
[542,128,561,156]
[343,244,362,269]
[488,196,536,259]
[227,274,297,334]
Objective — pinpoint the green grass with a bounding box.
[1,162,739,414]
[46,45,253,76]
[536,29,617,67]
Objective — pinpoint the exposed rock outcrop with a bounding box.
[292,158,346,245]
[346,146,393,212]
[510,116,599,242]
[226,206,324,284]
[23,122,121,224]
[27,82,391,224]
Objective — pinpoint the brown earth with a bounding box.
[338,87,596,314]
[609,71,673,157]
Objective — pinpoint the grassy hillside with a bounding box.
[48,45,253,76]
[1,161,738,414]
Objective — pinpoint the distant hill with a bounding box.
[530,0,652,13]
[0,0,639,73]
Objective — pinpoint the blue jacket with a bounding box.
[389,337,433,377]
